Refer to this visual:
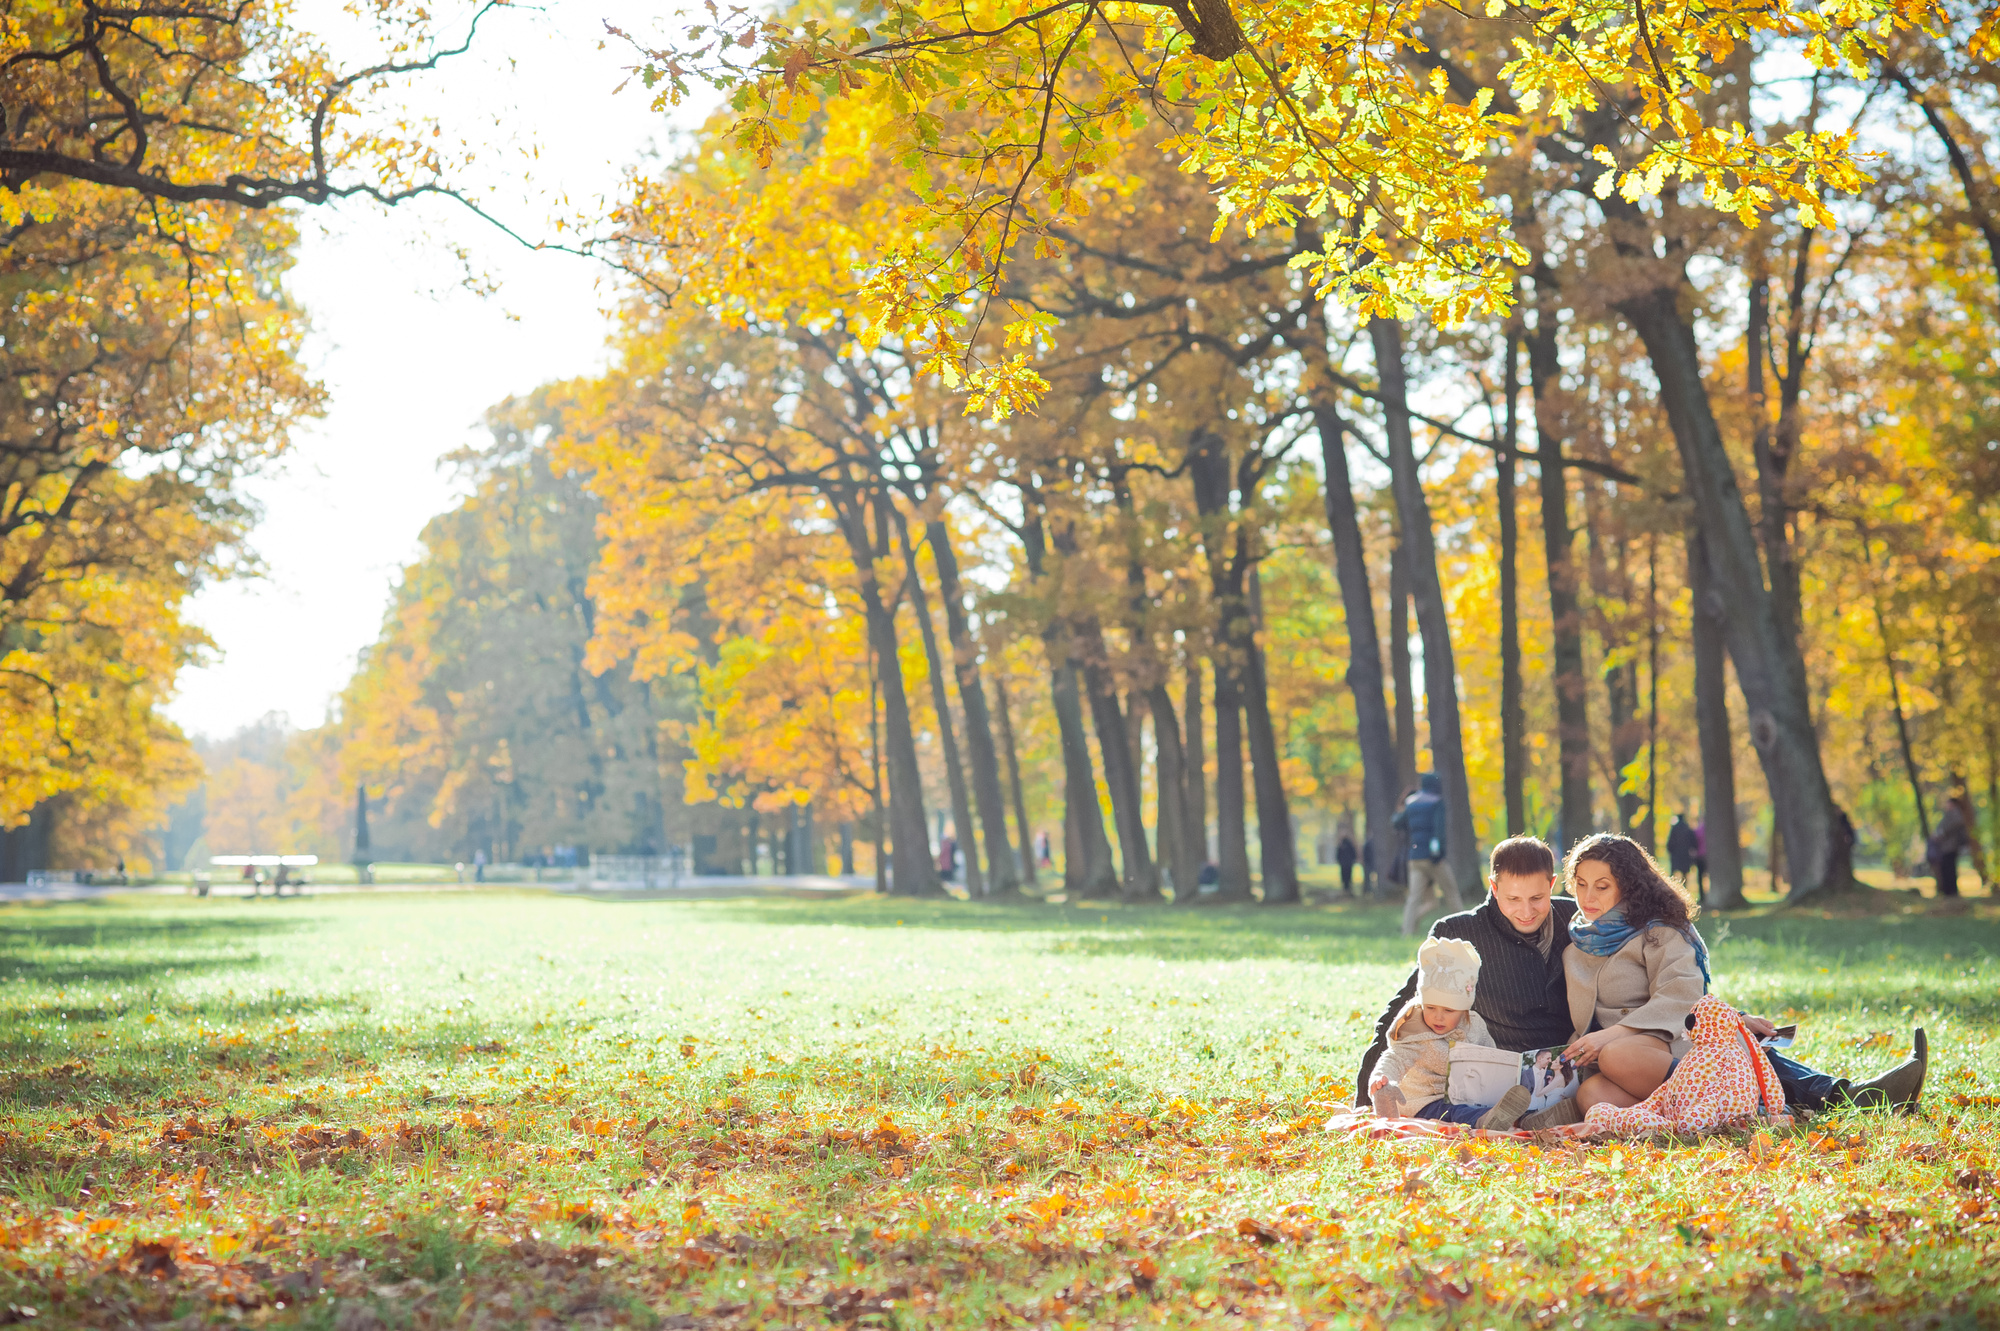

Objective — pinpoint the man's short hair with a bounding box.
[1489,836,1557,879]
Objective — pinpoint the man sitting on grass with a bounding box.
[1354,836,1927,1117]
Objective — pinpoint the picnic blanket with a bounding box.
[1322,1112,1590,1142]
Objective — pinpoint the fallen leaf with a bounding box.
[1235,1216,1282,1244]
[129,1240,179,1278]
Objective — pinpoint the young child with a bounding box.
[1368,938,1533,1129]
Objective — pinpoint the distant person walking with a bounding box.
[1927,792,1983,898]
[1691,818,1708,900]
[1394,773,1461,935]
[1336,832,1359,896]
[1665,813,1699,900]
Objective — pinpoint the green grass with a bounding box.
[0,888,1996,1328]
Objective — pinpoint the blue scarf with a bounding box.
[1568,905,1712,988]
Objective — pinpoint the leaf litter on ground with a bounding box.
[0,889,1995,1328]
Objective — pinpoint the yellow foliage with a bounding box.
[0,190,317,837]
[617,0,1939,408]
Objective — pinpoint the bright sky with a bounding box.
[167,0,689,739]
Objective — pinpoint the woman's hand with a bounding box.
[1564,1026,1628,1068]
[1739,1015,1778,1039]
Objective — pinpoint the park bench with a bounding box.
[208,854,318,898]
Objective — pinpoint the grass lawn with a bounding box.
[1,888,1996,1329]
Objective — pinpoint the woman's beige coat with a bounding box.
[1564,925,1706,1058]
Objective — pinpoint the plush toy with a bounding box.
[1583,994,1792,1134]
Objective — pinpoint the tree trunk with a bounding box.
[1125,691,1147,826]
[1985,720,1998,877]
[869,646,887,894]
[1498,323,1527,836]
[1371,318,1480,890]
[991,669,1039,889]
[1607,656,1642,838]
[1082,656,1159,901]
[1616,276,1856,901]
[1112,479,1176,899]
[1584,485,1646,842]
[1127,691,1161,896]
[849,498,940,897]
[1389,534,1417,792]
[1859,527,1929,846]
[1054,656,1119,898]
[1064,780,1085,887]
[1022,509,1118,899]
[1147,681,1200,901]
[1749,257,1809,646]
[927,520,1020,894]
[1312,400,1399,899]
[1183,648,1211,879]
[353,783,372,866]
[1388,525,1415,890]
[1210,661,1252,900]
[1529,276,1594,853]
[901,519,983,895]
[1245,566,1300,903]
[1190,431,1254,900]
[1644,535,1660,855]
[1050,507,1156,902]
[796,802,819,873]
[1689,523,1746,909]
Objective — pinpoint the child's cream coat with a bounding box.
[1373,1002,1496,1115]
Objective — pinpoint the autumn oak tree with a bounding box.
[0,0,504,854]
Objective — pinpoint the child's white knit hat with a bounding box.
[1417,937,1481,1011]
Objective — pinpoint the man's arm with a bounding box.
[1353,963,1421,1106]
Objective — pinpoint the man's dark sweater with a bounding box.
[1353,895,1580,1104]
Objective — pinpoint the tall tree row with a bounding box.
[478,12,1998,905]
[153,0,1998,901]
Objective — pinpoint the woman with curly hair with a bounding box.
[1517,832,1711,1128]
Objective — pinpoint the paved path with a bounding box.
[0,881,481,905]
[554,874,876,901]
[0,876,880,905]
[0,881,160,904]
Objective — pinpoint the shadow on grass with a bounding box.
[0,962,525,1109]
[1714,910,2000,955]
[0,903,305,989]
[648,893,1427,966]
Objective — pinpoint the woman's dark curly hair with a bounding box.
[1563,832,1698,929]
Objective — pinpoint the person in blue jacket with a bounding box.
[1393,773,1460,936]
